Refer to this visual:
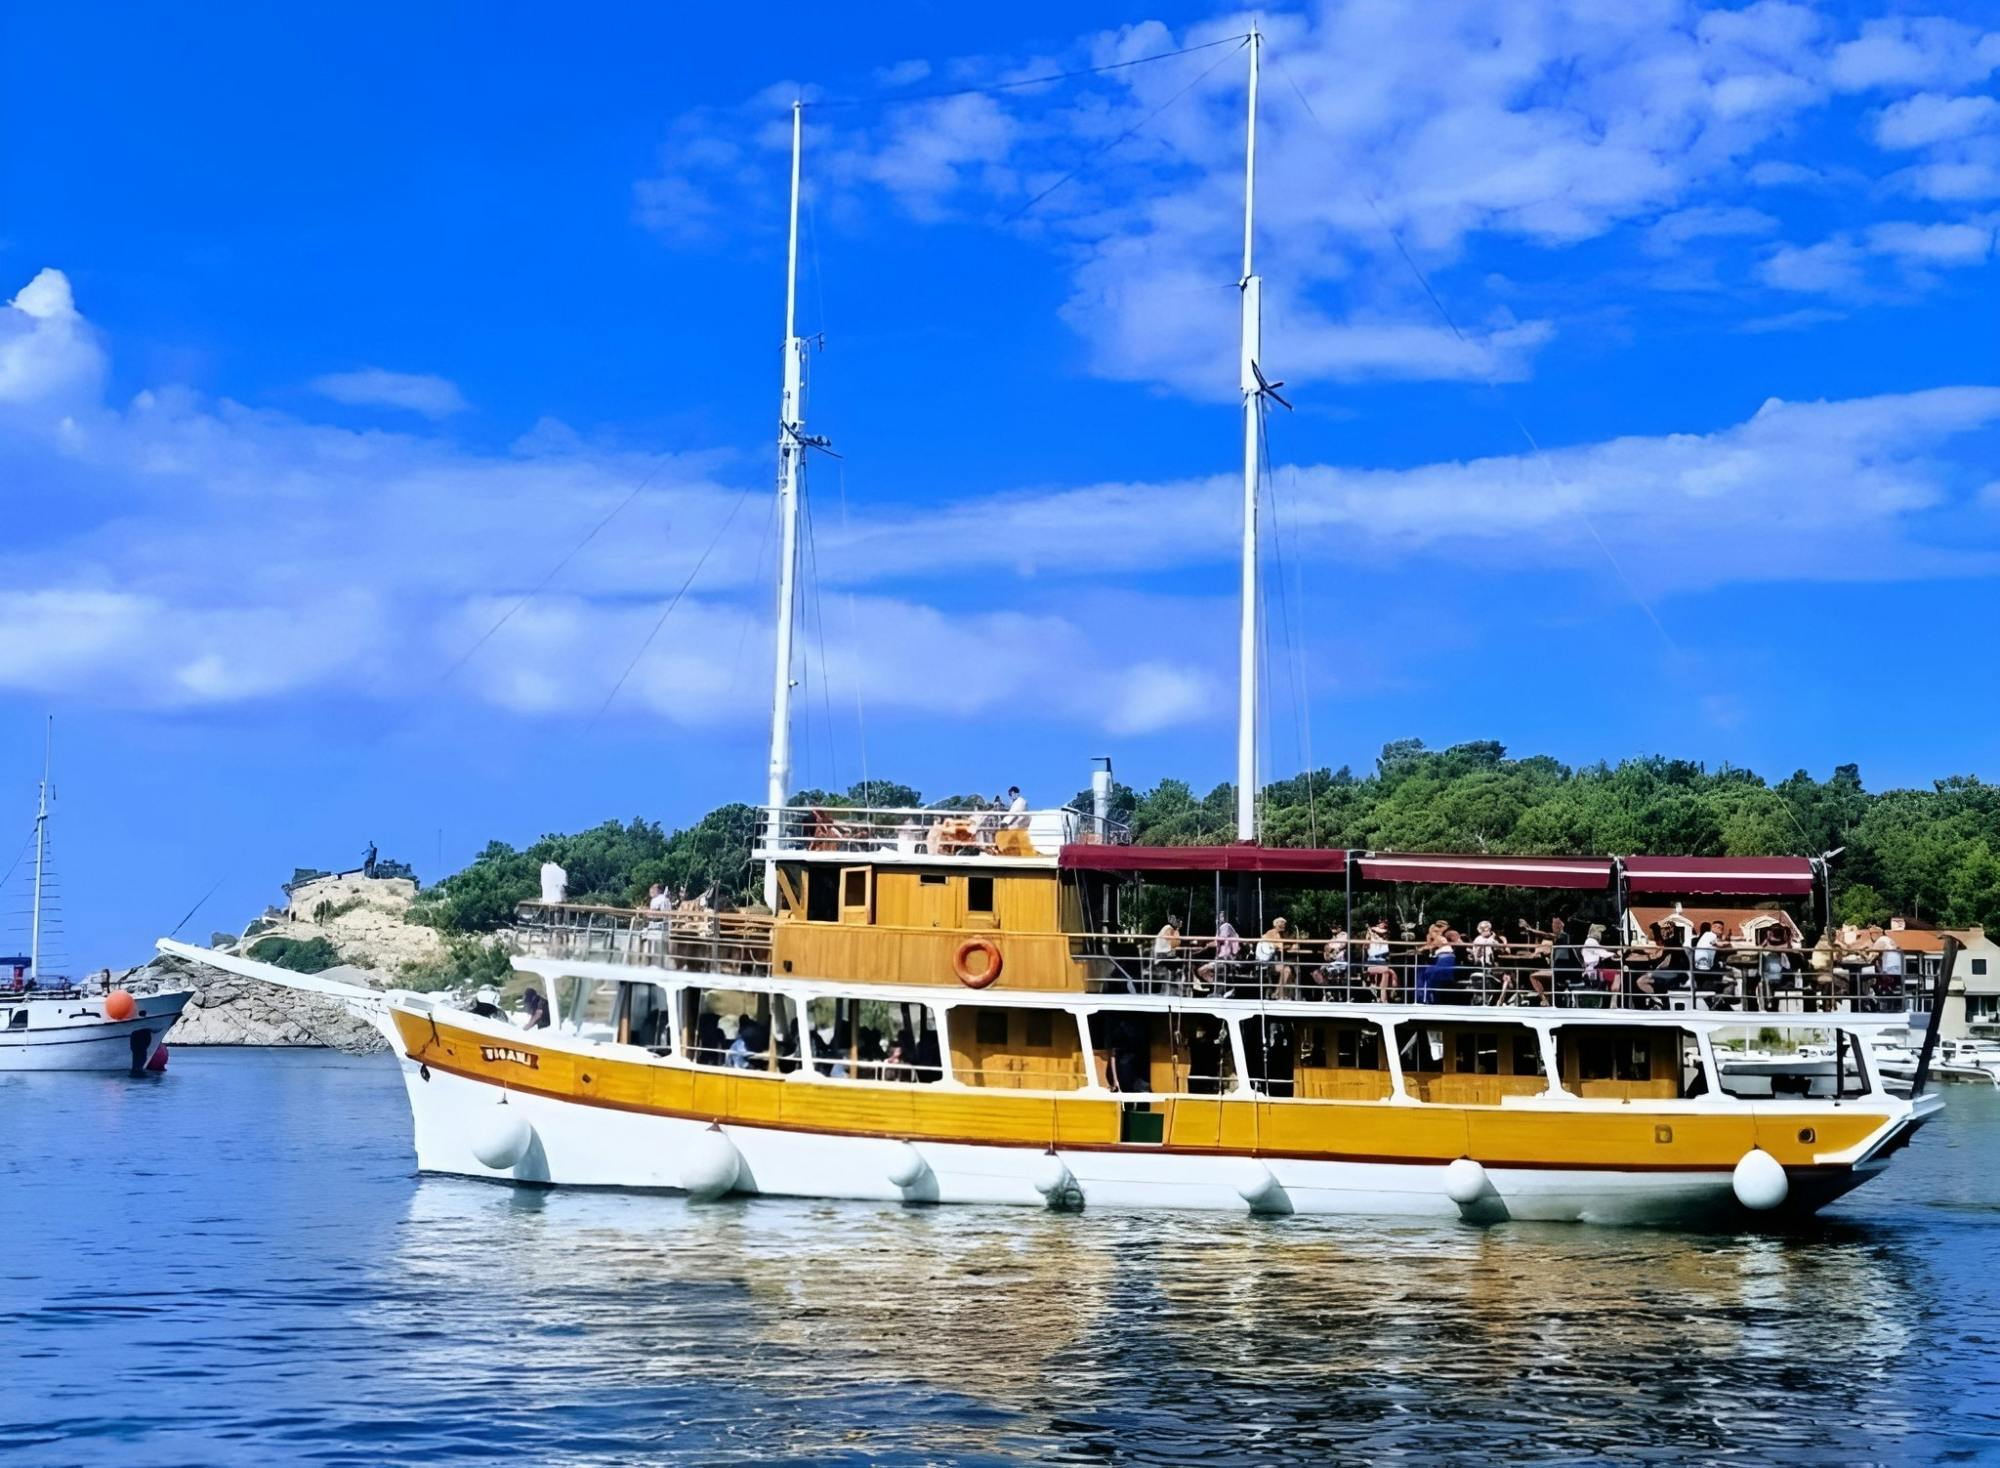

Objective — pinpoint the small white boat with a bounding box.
[0,983,193,1073]
[0,721,192,1073]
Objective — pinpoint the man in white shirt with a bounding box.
[1005,785,1029,829]
[1693,922,1720,973]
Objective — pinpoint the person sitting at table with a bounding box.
[1364,919,1398,1002]
[1578,923,1615,990]
[1257,917,1295,999]
[1755,923,1794,1007]
[1808,931,1842,1009]
[1196,913,1241,995]
[1416,928,1460,1003]
[1468,920,1499,972]
[1872,927,1906,1009]
[1641,923,1690,1006]
[1312,927,1350,995]
[1151,914,1184,993]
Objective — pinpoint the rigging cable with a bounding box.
[432,456,674,690]
[1004,37,1250,224]
[591,480,760,726]
[1264,47,1678,657]
[804,189,875,804]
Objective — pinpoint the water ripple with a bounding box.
[2,1052,1996,1464]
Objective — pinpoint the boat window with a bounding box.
[684,988,788,1072]
[919,873,947,886]
[798,995,943,1082]
[952,1005,1086,1090]
[1710,1024,1868,1101]
[1974,958,1988,976]
[1090,1009,1229,1096]
[805,870,838,923]
[1454,1030,1500,1075]
[1401,1022,1548,1104]
[1556,1026,1699,1100]
[6,1009,22,1030]
[1513,1032,1546,1077]
[614,981,671,1051]
[967,875,995,914]
[1289,1021,1390,1100]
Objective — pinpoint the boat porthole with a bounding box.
[1798,1127,1816,1144]
[581,1073,592,1084]
[1654,1125,1673,1144]
[419,1063,431,1082]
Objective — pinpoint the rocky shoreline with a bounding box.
[141,954,387,1053]
[137,872,458,1052]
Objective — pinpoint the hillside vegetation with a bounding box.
[408,741,2000,937]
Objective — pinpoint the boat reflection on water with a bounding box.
[386,1181,1933,1460]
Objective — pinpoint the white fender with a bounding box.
[1236,1159,1289,1213]
[1443,1156,1490,1207]
[1731,1148,1789,1211]
[469,1104,533,1171]
[1032,1151,1073,1200]
[886,1141,929,1191]
[681,1127,742,1200]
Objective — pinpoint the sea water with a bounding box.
[2,1048,1997,1465]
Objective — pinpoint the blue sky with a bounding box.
[3,1,1998,969]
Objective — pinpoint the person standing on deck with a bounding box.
[1005,786,1029,829]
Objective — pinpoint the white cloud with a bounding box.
[0,268,105,406]
[639,3,1878,395]
[1874,92,2000,149]
[1866,219,1995,266]
[1760,236,1865,292]
[310,367,468,418]
[1828,17,2000,92]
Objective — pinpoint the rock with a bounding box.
[139,957,386,1054]
[240,873,445,973]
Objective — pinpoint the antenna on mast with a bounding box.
[766,100,808,909]
[1234,23,1266,844]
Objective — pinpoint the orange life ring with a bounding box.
[953,938,1003,989]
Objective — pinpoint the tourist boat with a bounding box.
[165,30,1950,1224]
[5,722,191,1073]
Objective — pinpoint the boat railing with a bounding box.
[513,901,773,976]
[1072,931,1927,1016]
[758,803,1128,861]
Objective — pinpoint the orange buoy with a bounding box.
[104,990,136,1021]
[952,938,1003,989]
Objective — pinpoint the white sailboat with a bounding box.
[1,720,192,1074]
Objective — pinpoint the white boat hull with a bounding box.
[396,1057,1890,1227]
[0,990,193,1073]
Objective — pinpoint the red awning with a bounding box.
[1353,853,1614,890]
[1058,844,1349,876]
[1620,856,1816,896]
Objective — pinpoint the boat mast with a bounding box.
[1234,25,1263,844]
[30,716,49,980]
[765,99,807,909]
